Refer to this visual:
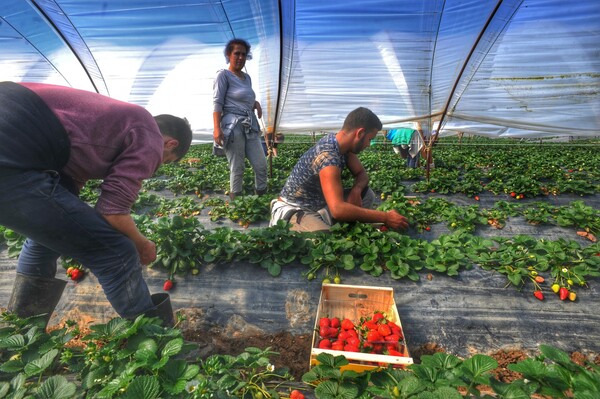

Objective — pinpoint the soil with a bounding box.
[181,330,600,383]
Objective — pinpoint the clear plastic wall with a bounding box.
[1,0,599,141]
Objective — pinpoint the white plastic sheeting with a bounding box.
[1,0,599,141]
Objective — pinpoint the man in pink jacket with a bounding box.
[0,81,192,326]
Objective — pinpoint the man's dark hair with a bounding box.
[224,38,253,62]
[342,107,382,132]
[153,114,193,160]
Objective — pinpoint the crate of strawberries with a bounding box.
[310,284,413,372]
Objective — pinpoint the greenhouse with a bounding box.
[1,1,600,398]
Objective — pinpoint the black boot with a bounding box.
[7,273,67,328]
[143,293,175,327]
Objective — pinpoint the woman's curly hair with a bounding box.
[224,38,253,63]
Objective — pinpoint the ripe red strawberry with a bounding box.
[346,329,358,338]
[559,287,569,301]
[328,327,339,338]
[347,336,360,348]
[474,196,480,201]
[331,341,344,351]
[338,331,348,341]
[363,320,379,331]
[344,344,359,352]
[366,330,383,343]
[70,268,83,281]
[385,334,400,343]
[379,225,388,232]
[341,318,355,331]
[378,324,392,337]
[319,317,331,328]
[372,312,385,323]
[330,317,340,328]
[318,339,331,349]
[533,290,544,301]
[388,349,403,356]
[290,390,305,399]
[510,192,516,197]
[425,226,431,231]
[163,279,173,291]
[319,326,330,338]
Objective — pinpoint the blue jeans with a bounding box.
[0,170,153,318]
[225,123,268,194]
[407,153,420,168]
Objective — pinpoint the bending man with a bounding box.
[0,81,192,326]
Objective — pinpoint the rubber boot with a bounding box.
[255,188,267,196]
[7,273,67,328]
[143,293,175,327]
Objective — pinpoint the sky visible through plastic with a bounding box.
[1,0,599,142]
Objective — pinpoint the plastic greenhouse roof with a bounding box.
[1,0,599,142]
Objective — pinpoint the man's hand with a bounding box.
[137,238,157,265]
[384,210,409,230]
[102,214,157,265]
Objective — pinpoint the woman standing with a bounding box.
[213,38,267,199]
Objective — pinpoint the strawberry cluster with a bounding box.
[316,311,405,356]
[66,266,84,281]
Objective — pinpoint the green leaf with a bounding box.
[36,375,77,399]
[508,358,547,379]
[0,359,24,373]
[461,354,497,379]
[0,382,10,397]
[539,344,573,368]
[0,334,25,349]
[24,349,58,377]
[431,386,462,399]
[398,375,426,396]
[161,338,184,358]
[123,375,160,399]
[267,261,282,276]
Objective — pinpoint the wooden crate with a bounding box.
[310,283,413,372]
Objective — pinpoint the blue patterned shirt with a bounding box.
[280,133,347,211]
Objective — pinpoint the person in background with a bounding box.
[0,81,192,327]
[213,38,268,199]
[386,124,424,168]
[270,107,409,232]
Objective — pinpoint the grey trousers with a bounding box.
[289,188,377,233]
[225,124,268,194]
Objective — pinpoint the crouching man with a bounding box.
[270,107,408,232]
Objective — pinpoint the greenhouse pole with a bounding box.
[426,0,507,179]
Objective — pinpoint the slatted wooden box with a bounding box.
[310,283,413,372]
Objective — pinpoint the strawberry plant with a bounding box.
[442,204,488,232]
[229,194,273,226]
[555,200,599,237]
[243,220,310,276]
[423,234,472,276]
[147,215,206,281]
[201,226,246,264]
[520,201,557,225]
[482,200,520,229]
[301,227,356,281]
